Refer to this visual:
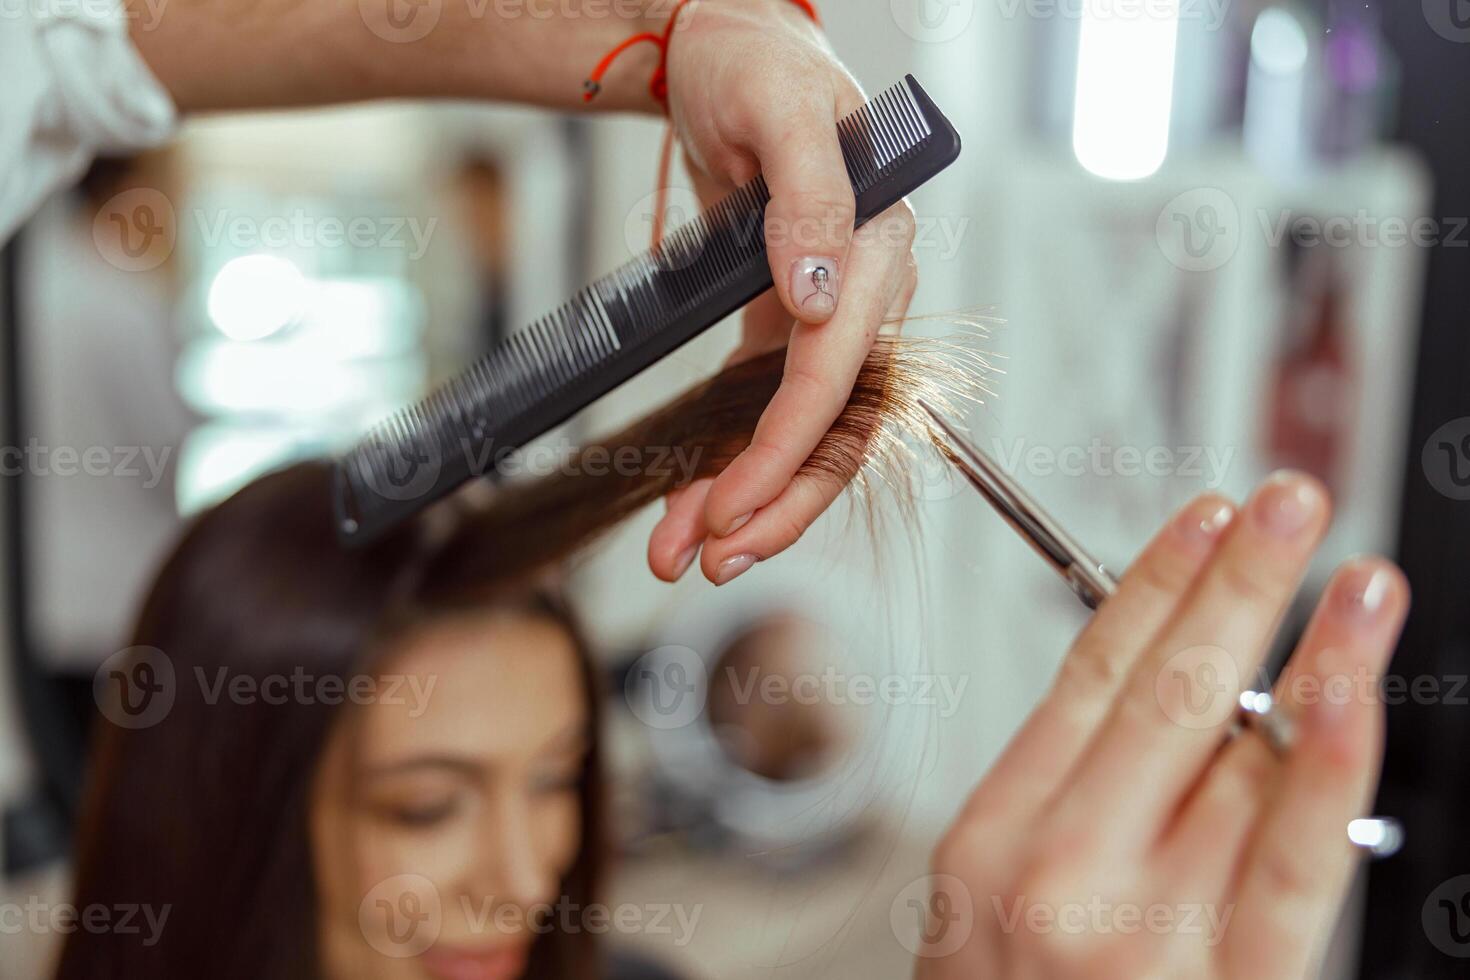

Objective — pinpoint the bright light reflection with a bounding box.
[1239,690,1274,715]
[1347,818,1404,858]
[175,424,302,515]
[206,254,308,341]
[293,278,424,359]
[1251,8,1309,76]
[1072,0,1182,181]
[174,337,426,417]
[1242,6,1310,175]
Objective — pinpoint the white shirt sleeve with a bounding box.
[0,0,177,244]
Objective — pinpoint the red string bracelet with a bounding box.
[583,0,822,248]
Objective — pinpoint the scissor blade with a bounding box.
[932,433,1072,573]
[920,400,1118,606]
[921,402,1068,567]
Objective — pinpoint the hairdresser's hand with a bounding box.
[910,474,1409,979]
[649,0,919,584]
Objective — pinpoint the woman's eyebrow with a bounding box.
[357,726,589,778]
[356,755,483,780]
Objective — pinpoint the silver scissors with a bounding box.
[920,401,1404,860]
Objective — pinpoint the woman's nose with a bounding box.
[466,788,557,913]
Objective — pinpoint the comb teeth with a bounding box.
[335,75,960,543]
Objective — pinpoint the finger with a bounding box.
[882,249,919,336]
[704,202,916,537]
[1155,727,1279,904]
[686,150,733,206]
[961,495,1236,828]
[646,478,713,582]
[752,83,862,325]
[697,466,847,586]
[1160,558,1407,902]
[1051,471,1331,853]
[1226,558,1408,978]
[698,242,915,585]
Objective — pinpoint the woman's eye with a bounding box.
[378,798,459,827]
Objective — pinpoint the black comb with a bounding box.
[334,74,961,544]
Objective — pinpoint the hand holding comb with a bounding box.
[334,75,961,545]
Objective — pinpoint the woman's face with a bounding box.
[312,609,590,980]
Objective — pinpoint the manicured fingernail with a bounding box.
[715,553,757,585]
[672,544,699,580]
[790,257,839,317]
[1331,560,1398,625]
[722,511,753,536]
[1172,498,1235,550]
[1251,472,1324,537]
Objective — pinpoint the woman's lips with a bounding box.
[418,942,529,980]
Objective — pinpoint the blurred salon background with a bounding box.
[1,0,1467,976]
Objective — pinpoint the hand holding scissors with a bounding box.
[913,404,1409,979]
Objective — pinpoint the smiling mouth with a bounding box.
[418,941,529,980]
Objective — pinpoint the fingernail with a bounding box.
[722,511,753,537]
[790,257,839,317]
[1331,560,1398,625]
[715,553,757,586]
[672,544,699,580]
[1251,472,1324,538]
[1172,498,1235,551]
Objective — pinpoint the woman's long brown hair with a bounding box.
[55,334,989,980]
